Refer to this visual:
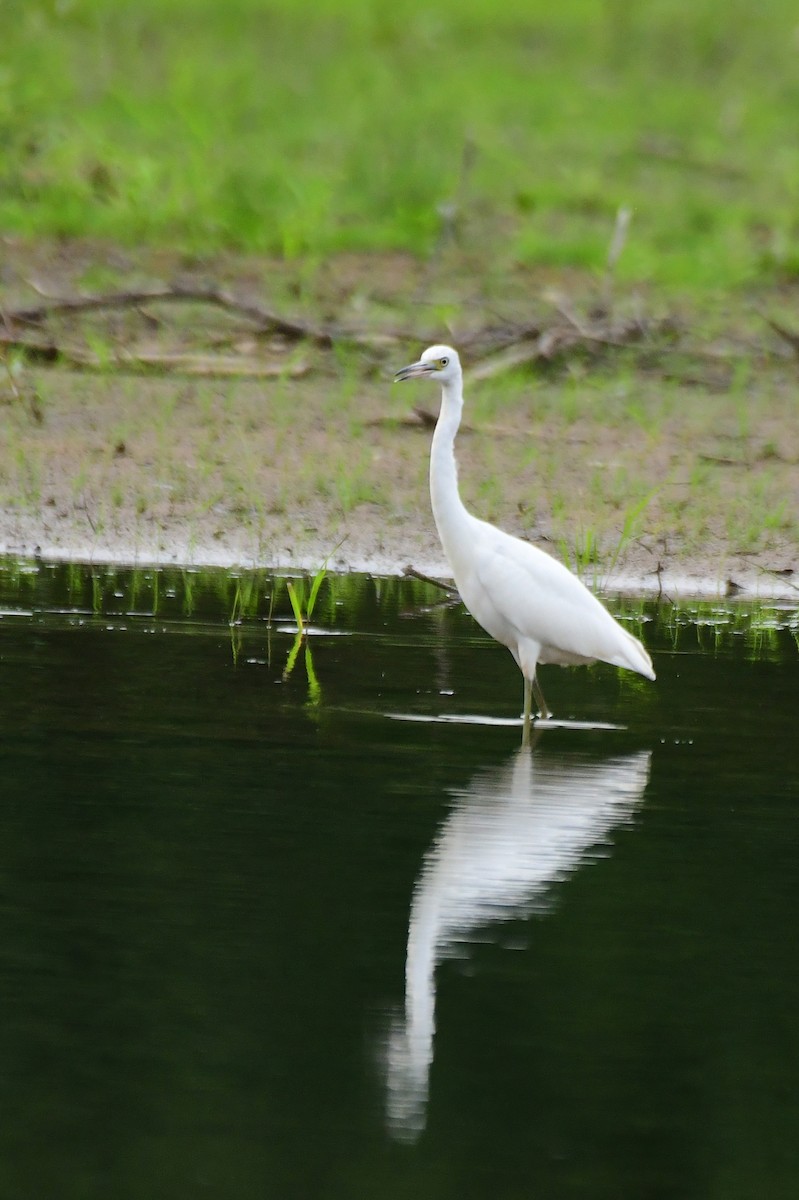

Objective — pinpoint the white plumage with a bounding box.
[385,746,651,1140]
[395,344,655,738]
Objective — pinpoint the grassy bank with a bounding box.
[1,3,798,593]
[0,256,796,595]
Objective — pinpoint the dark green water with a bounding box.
[0,560,797,1199]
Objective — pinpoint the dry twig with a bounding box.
[1,278,673,384]
[402,565,458,593]
[8,283,334,346]
[765,316,799,356]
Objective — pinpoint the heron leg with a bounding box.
[532,675,551,720]
[521,677,533,747]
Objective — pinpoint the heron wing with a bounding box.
[462,522,653,675]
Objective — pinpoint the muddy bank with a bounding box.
[1,501,795,603]
[1,240,796,601]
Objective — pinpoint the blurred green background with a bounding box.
[3,0,799,288]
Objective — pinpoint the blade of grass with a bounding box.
[306,537,346,623]
[286,580,304,635]
[283,630,303,680]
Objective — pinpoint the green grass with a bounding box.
[4,0,799,288]
[3,555,796,662]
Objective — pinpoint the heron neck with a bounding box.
[430,380,471,556]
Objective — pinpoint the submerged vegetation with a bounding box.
[1,557,796,663]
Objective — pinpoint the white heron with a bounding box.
[394,344,655,741]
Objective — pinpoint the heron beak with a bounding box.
[394,360,436,382]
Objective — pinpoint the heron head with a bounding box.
[394,344,461,385]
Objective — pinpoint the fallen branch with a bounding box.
[455,322,543,356]
[765,315,799,356]
[402,565,458,593]
[0,332,310,377]
[410,405,437,429]
[465,312,659,382]
[466,340,546,382]
[117,350,311,377]
[698,453,745,467]
[1,282,679,384]
[8,283,334,347]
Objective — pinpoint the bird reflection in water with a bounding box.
[384,739,651,1142]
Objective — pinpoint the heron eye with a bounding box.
[440,357,449,367]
